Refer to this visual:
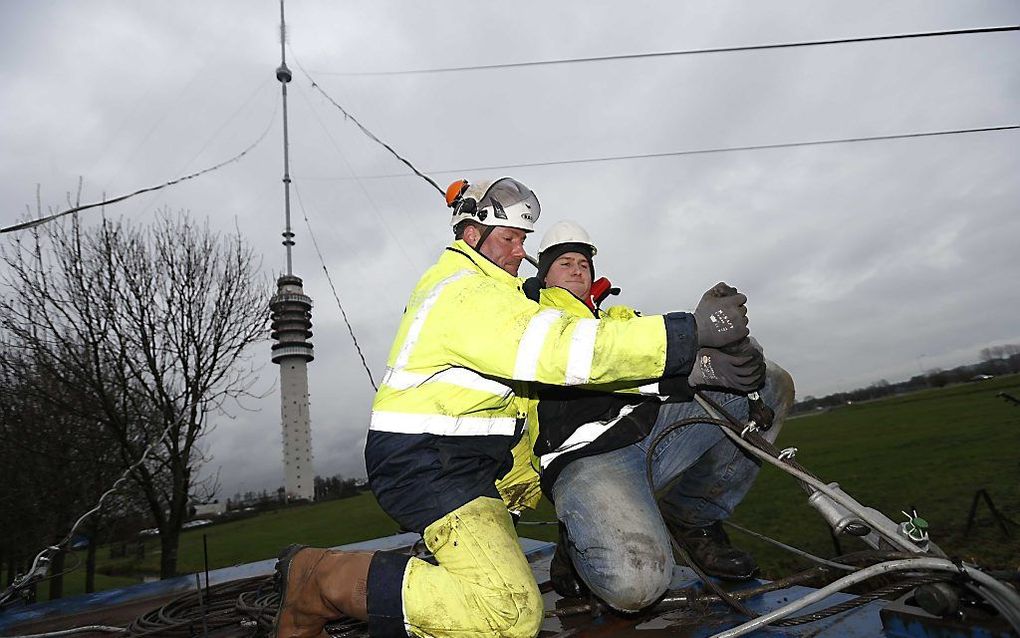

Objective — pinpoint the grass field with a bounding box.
[13,374,1020,599]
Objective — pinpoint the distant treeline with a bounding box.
[792,345,1020,415]
[225,474,365,511]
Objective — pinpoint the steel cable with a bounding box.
[287,45,444,198]
[125,575,274,637]
[120,574,370,638]
[417,125,1020,176]
[0,627,127,638]
[1,103,278,235]
[545,566,830,618]
[314,25,1019,76]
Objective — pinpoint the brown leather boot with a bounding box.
[273,544,375,638]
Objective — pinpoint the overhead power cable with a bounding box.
[315,25,1018,76]
[1,103,278,235]
[292,81,420,272]
[420,124,1018,175]
[310,78,443,196]
[287,46,444,197]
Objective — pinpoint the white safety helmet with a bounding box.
[446,177,540,233]
[538,220,598,257]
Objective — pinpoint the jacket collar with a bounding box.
[540,285,598,318]
[446,239,523,287]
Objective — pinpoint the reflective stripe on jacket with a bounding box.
[365,241,697,533]
[529,286,696,497]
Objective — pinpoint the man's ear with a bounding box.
[462,224,480,248]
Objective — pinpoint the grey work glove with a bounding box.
[688,341,765,393]
[721,335,764,359]
[693,282,749,349]
[720,337,767,390]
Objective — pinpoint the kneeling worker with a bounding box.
[527,221,795,612]
[273,179,753,638]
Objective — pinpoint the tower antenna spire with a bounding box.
[270,0,315,502]
[277,0,294,275]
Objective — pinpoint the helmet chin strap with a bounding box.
[472,225,496,254]
[470,225,539,273]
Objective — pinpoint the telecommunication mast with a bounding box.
[268,0,315,501]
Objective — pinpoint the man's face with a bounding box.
[469,226,528,276]
[544,251,592,300]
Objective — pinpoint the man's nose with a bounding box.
[510,242,526,259]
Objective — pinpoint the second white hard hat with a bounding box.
[538,220,597,257]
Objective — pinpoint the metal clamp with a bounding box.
[777,447,798,462]
[900,509,930,544]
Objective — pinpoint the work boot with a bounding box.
[550,522,588,598]
[273,544,374,638]
[668,521,758,581]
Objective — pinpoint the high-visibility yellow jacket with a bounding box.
[526,286,695,496]
[365,241,697,533]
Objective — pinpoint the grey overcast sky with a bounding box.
[1,1,1017,499]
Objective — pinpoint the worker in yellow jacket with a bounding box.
[524,221,794,611]
[273,178,753,638]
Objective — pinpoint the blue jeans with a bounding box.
[549,362,794,611]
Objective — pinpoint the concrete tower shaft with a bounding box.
[270,274,315,501]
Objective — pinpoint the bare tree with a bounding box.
[0,209,268,578]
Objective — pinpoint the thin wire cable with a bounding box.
[0,626,127,637]
[129,78,276,219]
[298,124,1019,181]
[288,45,444,197]
[291,80,421,273]
[292,182,377,391]
[1,102,278,235]
[21,552,83,593]
[314,25,1019,76]
[423,125,1019,175]
[722,521,857,571]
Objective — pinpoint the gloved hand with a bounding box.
[720,336,763,359]
[693,282,749,349]
[688,342,765,393]
[722,337,767,389]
